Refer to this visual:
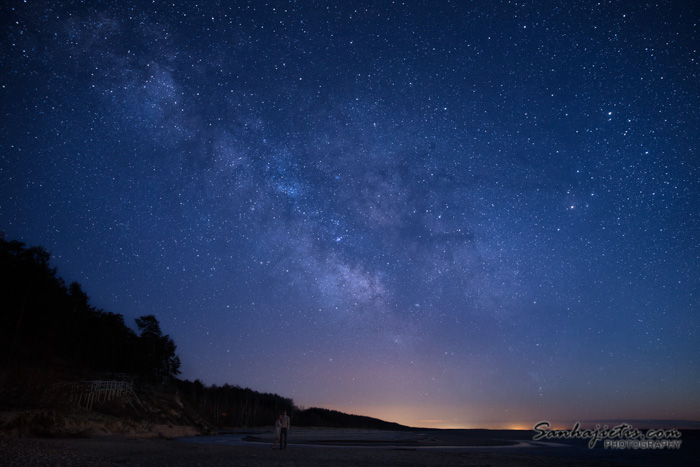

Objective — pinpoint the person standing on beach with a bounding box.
[272,414,282,449]
[279,411,290,450]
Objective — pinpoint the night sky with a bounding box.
[1,1,698,428]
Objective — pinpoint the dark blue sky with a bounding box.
[1,0,698,428]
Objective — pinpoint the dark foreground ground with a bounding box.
[1,427,697,466]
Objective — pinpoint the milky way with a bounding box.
[1,1,698,427]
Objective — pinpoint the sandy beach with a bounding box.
[5,427,696,466]
[0,435,605,467]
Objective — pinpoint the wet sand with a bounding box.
[234,426,522,447]
[0,435,611,466]
[2,427,696,466]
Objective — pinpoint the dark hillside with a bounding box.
[294,407,411,430]
[0,235,179,390]
[0,234,407,434]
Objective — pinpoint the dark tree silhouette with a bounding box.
[135,314,181,382]
[0,235,176,390]
[0,236,74,359]
[1,235,399,430]
[176,379,295,427]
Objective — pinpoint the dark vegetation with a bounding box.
[0,235,180,402]
[0,234,404,431]
[293,407,410,430]
[176,380,294,427]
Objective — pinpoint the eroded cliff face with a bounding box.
[0,385,213,438]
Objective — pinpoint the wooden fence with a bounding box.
[48,380,144,411]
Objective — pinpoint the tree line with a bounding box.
[0,234,296,427]
[0,234,180,403]
[292,407,410,430]
[176,379,294,427]
[0,235,407,430]
[173,382,408,429]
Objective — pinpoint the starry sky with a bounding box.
[1,0,698,428]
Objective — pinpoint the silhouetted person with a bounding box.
[279,411,290,449]
[272,414,282,449]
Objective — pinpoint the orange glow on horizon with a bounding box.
[312,403,699,431]
[317,403,548,430]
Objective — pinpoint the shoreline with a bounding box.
[3,427,697,466]
[228,426,525,448]
[0,435,614,467]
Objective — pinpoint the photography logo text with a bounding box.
[533,421,682,449]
